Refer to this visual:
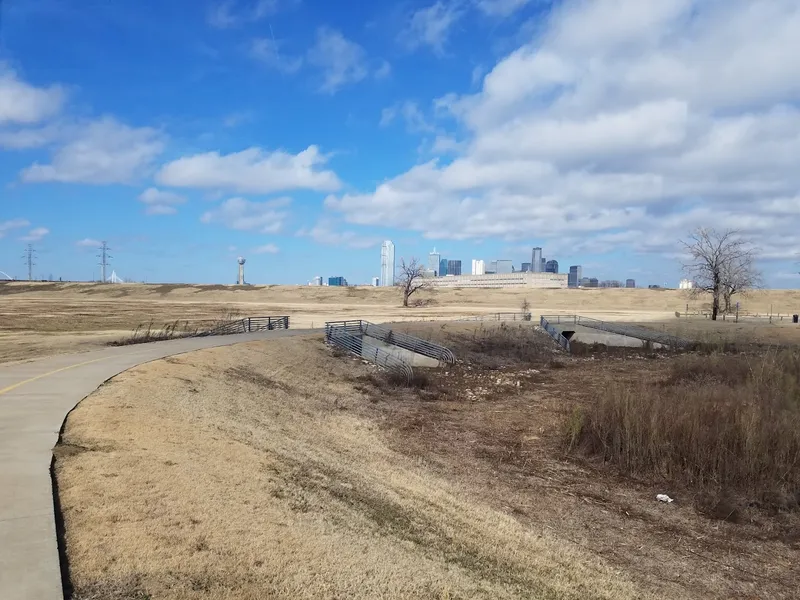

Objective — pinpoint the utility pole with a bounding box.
[97,241,112,283]
[22,244,36,281]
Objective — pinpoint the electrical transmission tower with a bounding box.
[97,241,112,283]
[23,244,36,281]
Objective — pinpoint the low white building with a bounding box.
[427,272,568,289]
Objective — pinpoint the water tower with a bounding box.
[237,257,246,285]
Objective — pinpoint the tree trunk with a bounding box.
[711,294,719,321]
[403,292,409,307]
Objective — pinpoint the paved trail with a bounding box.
[0,329,313,600]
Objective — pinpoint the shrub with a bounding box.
[446,323,555,369]
[566,349,800,512]
[109,320,197,346]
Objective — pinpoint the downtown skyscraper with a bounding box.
[380,241,396,287]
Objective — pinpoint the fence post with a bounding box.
[247,317,251,332]
[284,316,289,329]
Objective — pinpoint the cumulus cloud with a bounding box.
[327,0,800,265]
[138,187,187,216]
[157,145,341,194]
[21,227,49,242]
[0,219,30,238]
[399,1,463,55]
[307,28,369,93]
[76,238,101,248]
[20,117,165,184]
[0,66,65,125]
[201,197,290,233]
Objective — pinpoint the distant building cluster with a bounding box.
[307,240,652,290]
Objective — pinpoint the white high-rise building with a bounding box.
[471,259,486,275]
[679,279,694,289]
[372,276,380,287]
[532,247,543,272]
[380,241,396,287]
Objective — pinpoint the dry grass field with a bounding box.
[54,324,800,600]
[3,281,800,363]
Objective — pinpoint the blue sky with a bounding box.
[1,0,799,286]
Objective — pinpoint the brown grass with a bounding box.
[107,320,199,346]
[567,349,800,517]
[55,335,645,600]
[54,324,800,599]
[4,281,800,364]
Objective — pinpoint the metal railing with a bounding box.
[539,314,691,348]
[198,316,290,336]
[539,316,571,352]
[334,320,456,364]
[575,316,691,348]
[458,312,533,322]
[325,323,414,382]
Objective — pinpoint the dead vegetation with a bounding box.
[107,320,198,346]
[51,322,800,599]
[567,349,800,519]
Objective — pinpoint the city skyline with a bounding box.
[2,2,799,288]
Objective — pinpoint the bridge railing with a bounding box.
[538,314,691,349]
[198,316,290,336]
[325,322,414,382]
[458,312,532,322]
[539,316,571,352]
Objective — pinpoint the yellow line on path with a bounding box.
[0,356,112,396]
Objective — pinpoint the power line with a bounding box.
[22,244,36,281]
[97,241,112,283]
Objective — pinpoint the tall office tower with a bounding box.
[532,247,542,272]
[568,265,582,288]
[312,276,323,286]
[521,262,531,272]
[626,279,636,288]
[472,259,486,275]
[541,257,546,272]
[428,248,441,276]
[372,277,380,287]
[495,259,513,274]
[380,241,395,287]
[545,260,559,274]
[447,259,462,276]
[487,260,497,274]
[439,258,448,277]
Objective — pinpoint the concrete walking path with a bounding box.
[0,329,313,600]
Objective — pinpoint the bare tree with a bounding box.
[397,257,429,307]
[680,227,761,321]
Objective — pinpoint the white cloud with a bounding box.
[21,227,49,242]
[307,28,369,93]
[399,1,463,55]
[0,124,62,149]
[207,0,294,28]
[201,197,290,233]
[76,238,101,248]
[138,187,187,216]
[20,117,165,185]
[0,219,30,238]
[249,37,303,73]
[253,243,280,254]
[375,60,392,80]
[326,0,800,265]
[0,65,65,125]
[381,101,437,133]
[474,0,530,17]
[157,145,341,194]
[296,220,381,249]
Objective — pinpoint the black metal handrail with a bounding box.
[324,320,456,365]
[198,315,290,337]
[539,316,571,352]
[539,314,691,348]
[325,323,414,382]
